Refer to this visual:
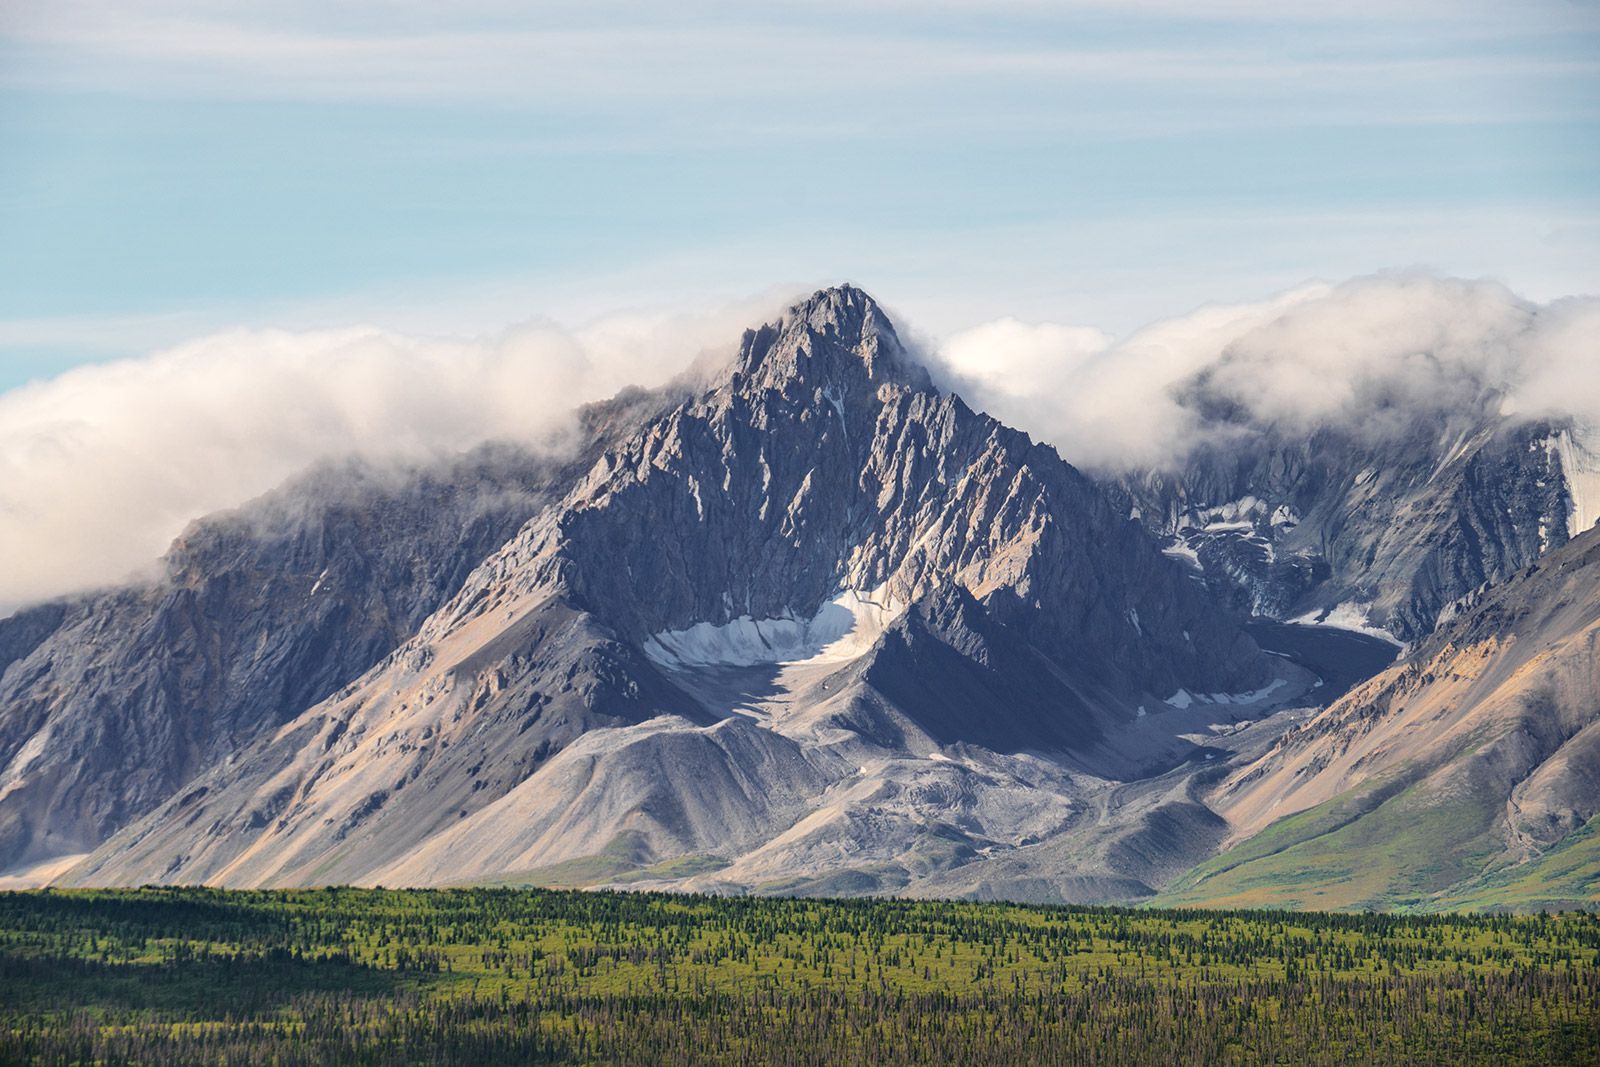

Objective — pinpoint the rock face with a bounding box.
[1159,524,1600,911]
[44,286,1294,895]
[508,286,1264,698]
[11,283,1593,909]
[1119,399,1591,643]
[0,443,612,875]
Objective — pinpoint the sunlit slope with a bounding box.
[1159,527,1600,911]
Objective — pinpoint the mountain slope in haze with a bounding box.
[0,447,574,877]
[1158,524,1600,911]
[59,286,1292,897]
[1121,382,1595,644]
[0,383,685,882]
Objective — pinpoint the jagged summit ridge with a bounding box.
[732,284,931,398]
[37,284,1303,894]
[432,284,1266,697]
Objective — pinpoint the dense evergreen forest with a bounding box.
[1,887,1595,1065]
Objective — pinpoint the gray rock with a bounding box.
[33,283,1576,908]
[1118,407,1578,641]
[51,286,1284,891]
[0,444,574,871]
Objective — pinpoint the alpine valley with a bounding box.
[3,286,1597,911]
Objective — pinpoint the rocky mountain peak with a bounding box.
[731,284,931,398]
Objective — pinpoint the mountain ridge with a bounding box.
[1158,523,1600,911]
[48,286,1284,894]
[3,282,1593,911]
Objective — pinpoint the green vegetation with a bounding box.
[1154,774,1546,912]
[474,831,659,889]
[1439,817,1600,912]
[1,887,1596,1065]
[470,833,732,890]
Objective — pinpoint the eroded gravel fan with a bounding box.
[45,286,1285,895]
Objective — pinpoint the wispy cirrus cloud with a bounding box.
[5,0,1595,130]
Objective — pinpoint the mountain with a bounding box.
[1119,386,1598,644]
[0,447,565,880]
[0,386,680,883]
[45,286,1306,897]
[1158,523,1600,911]
[7,283,1592,910]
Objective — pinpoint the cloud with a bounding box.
[930,282,1322,469]
[931,271,1600,472]
[6,0,1592,135]
[4,271,1597,613]
[0,295,789,610]
[938,318,1114,384]
[1508,295,1600,431]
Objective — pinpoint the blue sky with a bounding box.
[2,0,1598,391]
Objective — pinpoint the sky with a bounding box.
[2,0,1598,388]
[2,1,1599,609]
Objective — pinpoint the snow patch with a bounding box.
[1288,602,1404,647]
[1162,678,1287,710]
[1430,427,1489,483]
[1212,678,1288,704]
[1545,428,1600,537]
[1161,541,1203,571]
[644,587,905,668]
[821,383,847,436]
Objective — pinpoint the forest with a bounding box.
[1,886,1595,1065]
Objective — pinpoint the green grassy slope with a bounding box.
[1154,773,1516,911]
[1436,816,1600,912]
[1156,780,1600,914]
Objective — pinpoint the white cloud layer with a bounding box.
[0,295,787,609]
[2,271,1597,612]
[931,272,1600,473]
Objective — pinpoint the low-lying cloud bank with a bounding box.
[0,299,781,610]
[2,271,1597,610]
[932,271,1600,473]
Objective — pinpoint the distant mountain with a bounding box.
[1159,524,1600,911]
[5,284,1594,910]
[1119,383,1597,644]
